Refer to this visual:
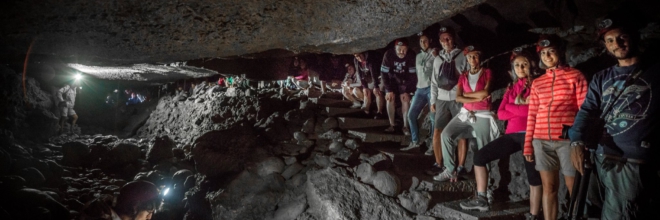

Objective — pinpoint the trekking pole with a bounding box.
[567,149,595,220]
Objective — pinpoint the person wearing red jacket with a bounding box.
[460,48,543,219]
[524,35,588,220]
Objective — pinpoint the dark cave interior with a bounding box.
[1,0,659,219]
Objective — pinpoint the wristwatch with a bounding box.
[570,141,585,147]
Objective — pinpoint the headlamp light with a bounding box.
[539,39,551,47]
[74,73,83,81]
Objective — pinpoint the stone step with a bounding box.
[308,97,352,108]
[348,126,410,146]
[325,106,365,117]
[426,200,530,220]
[337,117,391,130]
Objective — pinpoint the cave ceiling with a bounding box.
[1,0,655,81]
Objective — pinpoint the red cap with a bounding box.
[510,47,524,61]
[394,38,408,47]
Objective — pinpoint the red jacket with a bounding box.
[523,66,587,155]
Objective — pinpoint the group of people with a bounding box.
[333,16,656,220]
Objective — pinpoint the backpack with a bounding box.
[436,52,461,90]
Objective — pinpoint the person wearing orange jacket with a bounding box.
[523,34,588,220]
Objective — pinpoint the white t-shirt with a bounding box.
[468,70,481,91]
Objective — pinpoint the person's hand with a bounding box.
[481,95,491,101]
[385,92,395,101]
[430,104,436,112]
[524,154,534,162]
[373,88,382,96]
[570,143,585,175]
[59,101,67,108]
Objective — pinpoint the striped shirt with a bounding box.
[523,66,588,155]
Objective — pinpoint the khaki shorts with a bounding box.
[433,99,462,129]
[61,107,76,117]
[532,139,576,176]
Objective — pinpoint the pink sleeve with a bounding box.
[497,88,516,120]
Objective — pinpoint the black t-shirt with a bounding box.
[379,49,417,93]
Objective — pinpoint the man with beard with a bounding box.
[380,38,417,133]
[569,16,660,219]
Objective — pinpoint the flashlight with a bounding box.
[163,187,170,196]
[74,73,83,81]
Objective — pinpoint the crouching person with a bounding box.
[460,48,542,219]
[434,45,500,182]
[341,64,365,108]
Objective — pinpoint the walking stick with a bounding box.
[567,149,595,220]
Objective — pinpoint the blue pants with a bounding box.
[407,87,434,143]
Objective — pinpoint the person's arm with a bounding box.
[569,72,603,143]
[455,75,480,103]
[462,69,491,99]
[430,57,439,101]
[523,83,540,156]
[497,88,518,120]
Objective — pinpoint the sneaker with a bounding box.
[350,101,361,109]
[424,147,434,156]
[402,127,411,136]
[400,142,420,151]
[486,190,494,205]
[425,164,445,176]
[373,112,386,120]
[456,166,466,177]
[433,169,454,182]
[384,126,395,133]
[459,195,490,212]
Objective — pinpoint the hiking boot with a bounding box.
[424,147,434,156]
[400,142,420,152]
[350,101,361,109]
[402,127,411,136]
[459,195,490,212]
[433,169,454,182]
[486,190,494,205]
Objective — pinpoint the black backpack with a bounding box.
[436,52,461,90]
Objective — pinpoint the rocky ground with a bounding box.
[1,76,573,219]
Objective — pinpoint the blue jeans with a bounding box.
[407,87,434,143]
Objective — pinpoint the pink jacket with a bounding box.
[498,79,530,134]
[458,68,492,111]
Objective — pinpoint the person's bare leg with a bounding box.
[564,175,575,197]
[530,185,542,216]
[474,165,488,193]
[353,88,365,102]
[320,81,327,94]
[375,89,384,114]
[342,87,358,102]
[433,129,443,165]
[386,99,396,126]
[363,88,372,113]
[540,170,559,220]
[457,139,468,167]
[400,93,411,128]
[72,114,78,127]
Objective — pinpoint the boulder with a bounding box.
[355,163,375,184]
[328,140,344,153]
[18,167,46,188]
[61,141,89,167]
[322,117,338,131]
[301,118,315,134]
[146,136,175,164]
[192,124,263,177]
[372,171,401,197]
[209,170,286,220]
[255,157,286,177]
[344,139,359,150]
[305,168,412,220]
[98,143,141,170]
[172,169,194,187]
[397,190,432,214]
[271,195,308,220]
[281,163,304,180]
